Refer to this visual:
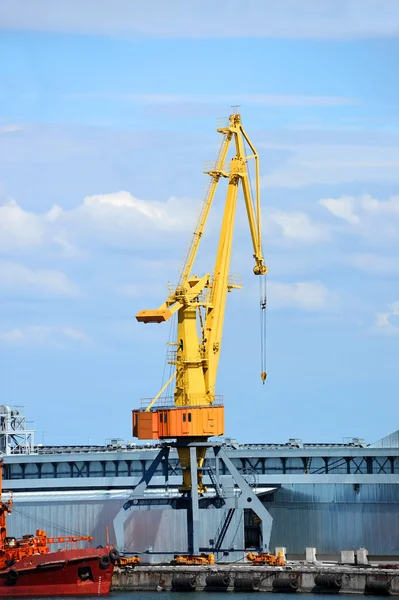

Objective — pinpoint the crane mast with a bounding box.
[133,113,267,493]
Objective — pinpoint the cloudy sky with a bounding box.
[0,1,398,446]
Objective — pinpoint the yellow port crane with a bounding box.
[132,112,267,493]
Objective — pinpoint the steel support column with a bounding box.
[187,446,200,554]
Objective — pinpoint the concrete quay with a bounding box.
[112,564,399,594]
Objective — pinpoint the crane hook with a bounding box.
[261,371,267,385]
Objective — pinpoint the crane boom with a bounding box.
[133,113,267,492]
[178,130,233,288]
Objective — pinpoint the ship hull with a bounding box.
[0,546,114,596]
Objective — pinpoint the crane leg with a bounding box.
[177,442,207,494]
[187,446,200,555]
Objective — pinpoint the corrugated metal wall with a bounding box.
[9,497,123,547]
[8,482,399,557]
[268,484,399,555]
[123,506,244,562]
[8,493,244,561]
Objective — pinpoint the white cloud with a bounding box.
[4,193,330,260]
[0,192,199,255]
[81,191,196,232]
[346,253,399,274]
[375,301,399,336]
[0,198,83,257]
[361,195,399,215]
[5,191,333,261]
[0,200,46,250]
[53,237,83,258]
[1,0,399,39]
[0,329,24,343]
[0,325,90,347]
[319,196,360,225]
[59,327,89,342]
[319,193,399,247]
[320,194,399,242]
[0,261,78,296]
[321,194,399,223]
[68,93,353,108]
[267,210,330,243]
[260,144,399,189]
[0,124,23,134]
[268,281,333,311]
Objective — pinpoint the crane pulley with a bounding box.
[133,113,268,492]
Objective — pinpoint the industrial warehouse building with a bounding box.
[1,405,398,560]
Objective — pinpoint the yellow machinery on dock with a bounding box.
[247,551,286,566]
[172,553,215,566]
[116,555,140,567]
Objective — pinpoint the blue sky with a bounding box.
[0,1,398,446]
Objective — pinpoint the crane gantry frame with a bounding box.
[132,112,268,494]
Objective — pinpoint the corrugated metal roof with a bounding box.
[370,430,399,448]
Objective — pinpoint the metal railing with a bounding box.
[216,117,229,129]
[139,396,224,410]
[203,158,226,173]
[228,274,243,288]
[166,348,178,363]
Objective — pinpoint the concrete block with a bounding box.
[275,547,286,561]
[341,550,355,564]
[305,547,317,562]
[356,547,368,565]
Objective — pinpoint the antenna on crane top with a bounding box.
[231,104,240,114]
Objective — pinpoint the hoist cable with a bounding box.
[246,139,267,384]
[259,274,267,383]
[263,274,267,375]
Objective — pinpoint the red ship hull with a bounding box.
[0,546,115,597]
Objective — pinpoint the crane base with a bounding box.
[115,441,273,558]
